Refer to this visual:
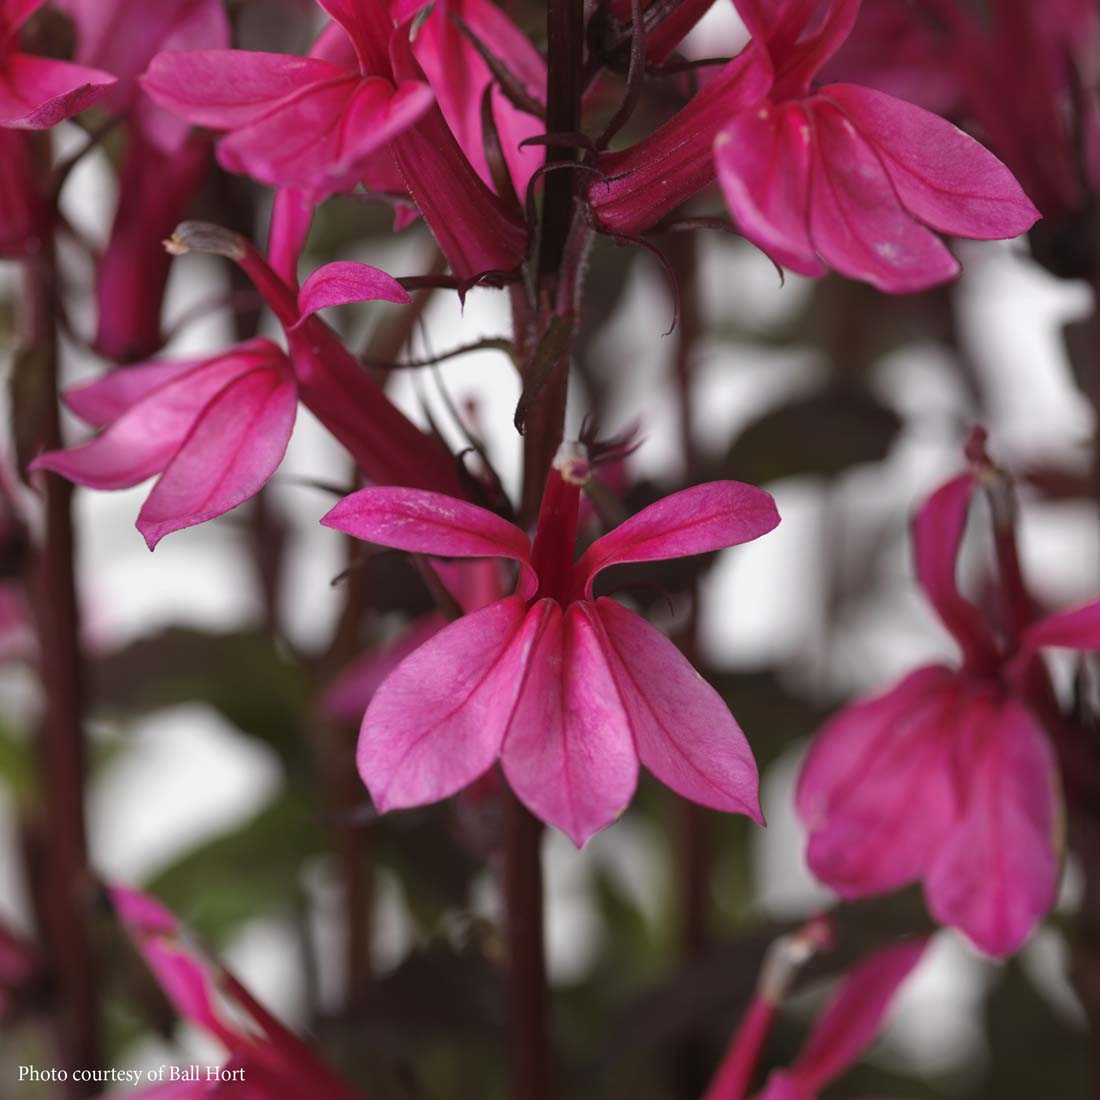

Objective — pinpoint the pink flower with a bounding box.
[107,885,364,1100]
[707,936,928,1100]
[797,437,1100,955]
[30,339,297,548]
[591,0,1039,292]
[321,440,779,847]
[143,2,530,282]
[0,0,115,129]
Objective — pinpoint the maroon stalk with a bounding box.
[22,143,99,1095]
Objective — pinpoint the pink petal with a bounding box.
[358,596,537,811]
[796,666,962,898]
[2,0,45,36]
[64,357,209,427]
[294,260,410,326]
[793,939,929,1087]
[317,0,393,72]
[267,187,314,287]
[141,50,345,129]
[32,349,274,490]
[216,75,434,198]
[912,473,997,665]
[137,363,298,548]
[807,98,960,292]
[924,695,1062,957]
[109,886,237,1046]
[593,597,762,822]
[820,85,1040,239]
[716,103,826,278]
[501,600,639,847]
[575,481,779,600]
[1021,600,1100,653]
[753,1071,814,1100]
[0,54,115,128]
[322,612,446,722]
[322,487,536,599]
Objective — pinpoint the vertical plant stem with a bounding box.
[23,215,99,1093]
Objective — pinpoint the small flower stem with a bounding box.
[22,180,99,1094]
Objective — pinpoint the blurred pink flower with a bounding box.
[798,440,1100,955]
[591,0,1039,292]
[108,885,363,1100]
[322,440,779,847]
[707,937,928,1100]
[0,0,114,129]
[31,339,298,548]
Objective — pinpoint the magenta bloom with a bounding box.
[322,442,779,847]
[0,0,114,129]
[797,452,1100,956]
[591,0,1038,292]
[31,339,297,548]
[141,0,433,200]
[708,938,927,1100]
[109,885,363,1100]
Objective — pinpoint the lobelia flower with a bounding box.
[58,0,229,361]
[30,338,298,548]
[142,0,530,282]
[590,0,1039,293]
[321,439,779,847]
[797,433,1100,956]
[706,932,928,1100]
[107,885,364,1100]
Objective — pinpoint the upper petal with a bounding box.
[912,472,998,665]
[322,487,536,599]
[924,694,1062,957]
[358,595,536,810]
[819,84,1040,240]
[137,363,298,548]
[793,938,929,1088]
[796,666,963,897]
[807,97,961,292]
[716,103,826,278]
[141,50,346,129]
[294,259,410,326]
[215,75,433,198]
[593,598,762,822]
[501,600,639,847]
[0,54,115,129]
[574,481,779,600]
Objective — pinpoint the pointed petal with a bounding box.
[31,350,268,489]
[1021,600,1100,653]
[807,98,960,292]
[216,75,434,198]
[322,487,536,598]
[137,365,297,548]
[502,601,638,847]
[64,357,209,427]
[716,103,827,278]
[0,54,115,128]
[912,473,997,664]
[358,595,536,810]
[793,939,929,1087]
[141,50,344,128]
[796,666,963,897]
[575,481,778,599]
[593,598,762,821]
[820,85,1039,239]
[294,260,410,326]
[925,695,1062,957]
